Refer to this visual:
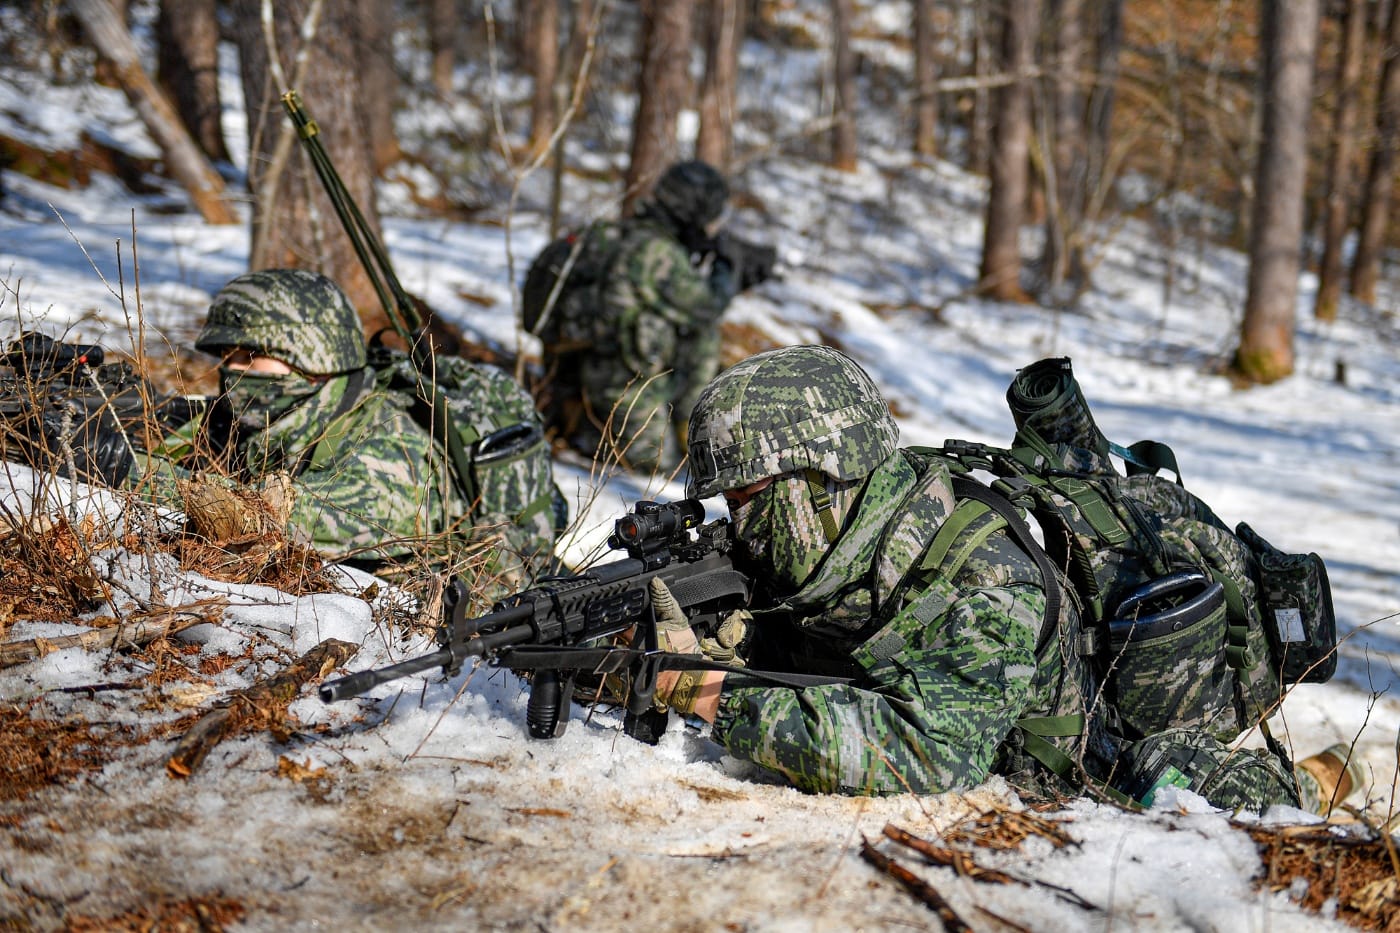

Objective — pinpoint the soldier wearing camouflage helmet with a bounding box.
[129,269,559,587]
[648,345,1339,813]
[536,160,774,472]
[644,344,1062,795]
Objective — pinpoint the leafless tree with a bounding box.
[428,0,458,96]
[355,0,400,174]
[624,0,693,214]
[69,0,235,225]
[830,0,858,171]
[697,0,745,170]
[1315,0,1368,321]
[965,1,994,175]
[526,0,560,157]
[1348,0,1400,305]
[156,0,229,164]
[230,0,384,324]
[979,0,1038,300]
[1234,0,1320,384]
[1039,0,1087,299]
[912,0,938,157]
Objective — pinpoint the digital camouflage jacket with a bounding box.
[712,448,1062,796]
[133,361,558,588]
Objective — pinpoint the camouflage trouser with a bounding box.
[1108,727,1300,813]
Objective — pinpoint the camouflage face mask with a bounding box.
[763,474,847,594]
[732,473,850,596]
[729,481,777,577]
[218,367,322,430]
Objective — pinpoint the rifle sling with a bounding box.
[496,644,852,690]
[663,569,751,608]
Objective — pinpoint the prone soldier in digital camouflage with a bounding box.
[128,269,561,586]
[646,345,1359,813]
[538,160,772,472]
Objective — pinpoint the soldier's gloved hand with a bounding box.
[648,577,726,721]
[698,609,752,667]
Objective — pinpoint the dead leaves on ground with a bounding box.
[867,801,1399,932]
[0,702,125,802]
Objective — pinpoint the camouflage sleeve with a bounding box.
[711,579,1044,796]
[630,236,735,331]
[122,415,203,508]
[284,404,452,559]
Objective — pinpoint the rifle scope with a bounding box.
[610,499,705,554]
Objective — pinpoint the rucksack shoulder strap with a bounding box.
[918,472,1062,655]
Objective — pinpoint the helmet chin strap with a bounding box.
[804,469,841,543]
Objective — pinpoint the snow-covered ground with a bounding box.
[2,9,1399,931]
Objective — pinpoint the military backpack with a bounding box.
[521,222,626,348]
[921,358,1337,806]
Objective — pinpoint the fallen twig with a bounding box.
[0,599,227,667]
[166,637,358,778]
[859,837,972,932]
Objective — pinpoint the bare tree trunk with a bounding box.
[429,0,458,95]
[1315,0,1367,321]
[230,0,385,326]
[69,0,236,225]
[528,0,560,156]
[979,0,1037,300]
[548,0,599,235]
[1083,0,1123,225]
[967,1,993,175]
[624,0,693,215]
[830,0,858,171]
[1234,0,1320,384]
[912,0,938,157]
[156,0,230,164]
[1040,0,1087,299]
[1348,0,1400,305]
[697,0,745,170]
[356,0,400,174]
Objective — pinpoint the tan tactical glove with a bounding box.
[648,577,726,721]
[698,610,752,667]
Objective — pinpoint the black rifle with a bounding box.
[0,333,200,483]
[707,231,779,292]
[320,499,753,740]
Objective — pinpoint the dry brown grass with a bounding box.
[1246,824,1400,932]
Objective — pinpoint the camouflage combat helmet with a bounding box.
[197,269,367,375]
[649,160,729,232]
[686,345,899,499]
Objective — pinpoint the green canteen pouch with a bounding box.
[1106,571,1235,737]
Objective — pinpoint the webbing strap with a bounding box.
[950,476,1062,654]
[804,469,841,543]
[296,367,371,477]
[919,498,998,579]
[1014,716,1140,809]
[1209,569,1256,670]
